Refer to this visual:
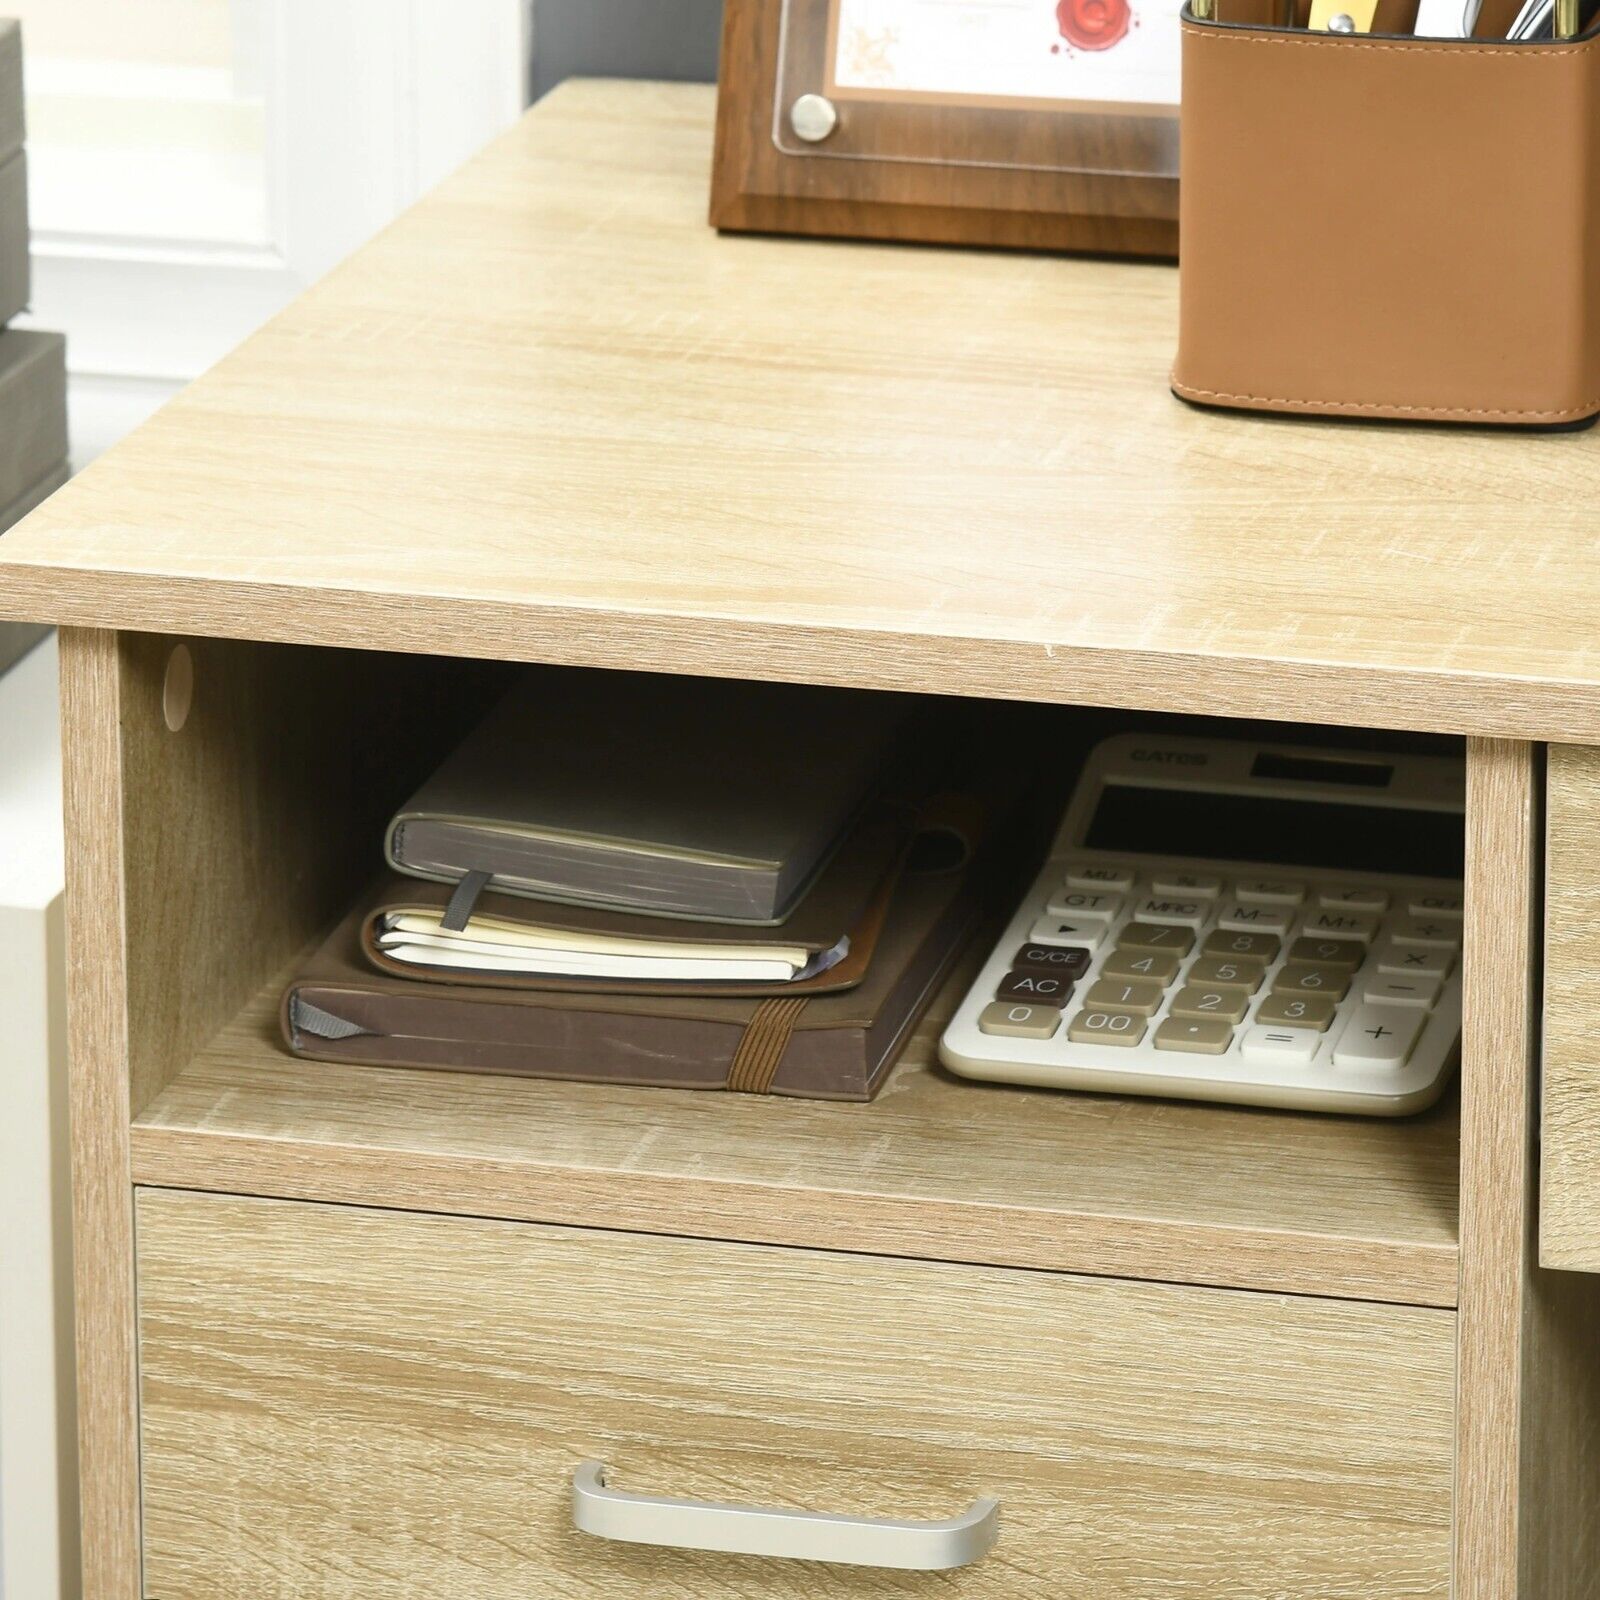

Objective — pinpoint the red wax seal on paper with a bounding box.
[1057,0,1131,49]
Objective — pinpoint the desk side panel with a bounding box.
[1544,744,1600,1273]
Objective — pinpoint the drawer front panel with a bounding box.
[136,1190,1453,1599]
[1545,745,1600,1272]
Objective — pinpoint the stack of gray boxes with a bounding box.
[0,18,67,673]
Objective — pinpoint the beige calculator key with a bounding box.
[1272,964,1352,1000]
[1117,922,1196,956]
[1100,947,1183,984]
[1168,985,1251,1024]
[1236,879,1306,906]
[1067,1008,1147,1047]
[1301,908,1380,944]
[1409,892,1463,918]
[1375,941,1452,980]
[1387,914,1461,949]
[1064,861,1137,892]
[1045,888,1125,921]
[1319,885,1390,913]
[1083,978,1166,1016]
[1286,935,1365,969]
[1150,871,1223,899]
[978,1001,1061,1040]
[1333,1003,1424,1069]
[1216,900,1292,935]
[1255,992,1339,1031]
[1133,897,1209,930]
[1154,1017,1234,1055]
[1202,928,1281,963]
[1364,974,1443,1008]
[1187,956,1266,992]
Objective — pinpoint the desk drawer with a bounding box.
[1545,745,1600,1273]
[136,1190,1453,1599]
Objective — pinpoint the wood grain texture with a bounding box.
[135,1189,1455,1600]
[130,954,1461,1308]
[57,629,140,1600]
[1542,743,1600,1272]
[1454,739,1600,1600]
[709,0,1178,255]
[110,633,505,1116]
[4,85,1600,740]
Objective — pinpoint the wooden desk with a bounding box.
[0,79,1596,1600]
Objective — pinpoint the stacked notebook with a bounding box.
[0,20,68,678]
[283,671,1030,1100]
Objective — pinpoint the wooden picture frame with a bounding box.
[711,0,1179,257]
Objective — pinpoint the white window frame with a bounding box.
[25,0,530,384]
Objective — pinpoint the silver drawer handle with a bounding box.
[571,1461,999,1570]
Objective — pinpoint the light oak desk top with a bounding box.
[2,79,1599,741]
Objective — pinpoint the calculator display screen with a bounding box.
[1083,782,1464,879]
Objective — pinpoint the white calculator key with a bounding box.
[1151,871,1223,899]
[1134,896,1210,929]
[1045,889,1125,921]
[1375,941,1452,980]
[1300,908,1381,944]
[1215,900,1293,935]
[1388,914,1461,949]
[1408,892,1464,919]
[1064,861,1138,892]
[1364,975,1443,1009]
[1240,1024,1321,1066]
[1236,879,1306,906]
[1029,913,1109,952]
[1333,1004,1425,1069]
[1320,885,1390,913]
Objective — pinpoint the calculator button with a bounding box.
[1151,871,1223,899]
[1319,886,1390,913]
[1168,985,1251,1024]
[1387,915,1462,950]
[1153,1017,1234,1055]
[1300,909,1380,943]
[1333,1004,1424,1068]
[1364,975,1443,1009]
[1286,936,1366,969]
[1028,914,1108,952]
[1064,862,1138,892]
[1375,942,1452,980]
[1241,1024,1321,1065]
[1117,922,1197,956]
[1201,929,1281,963]
[1409,892,1464,918]
[1236,879,1306,906]
[1271,964,1352,1000]
[1134,897,1210,929]
[1187,956,1267,992]
[1067,1009,1147,1047]
[1100,948,1183,985]
[1013,943,1092,979]
[1255,992,1338,1031]
[1044,889,1125,921]
[1083,978,1166,1016]
[1215,900,1293,935]
[996,969,1075,1007]
[978,1001,1061,1040]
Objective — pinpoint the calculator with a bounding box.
[940,734,1465,1115]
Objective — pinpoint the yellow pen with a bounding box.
[1309,0,1381,28]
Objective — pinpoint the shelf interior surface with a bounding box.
[132,953,1461,1310]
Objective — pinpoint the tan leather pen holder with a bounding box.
[1172,12,1600,427]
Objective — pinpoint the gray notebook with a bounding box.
[386,671,907,925]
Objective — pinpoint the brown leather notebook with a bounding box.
[282,838,998,1101]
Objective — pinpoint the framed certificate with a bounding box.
[711,0,1181,256]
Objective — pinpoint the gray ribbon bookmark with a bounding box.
[440,870,491,932]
